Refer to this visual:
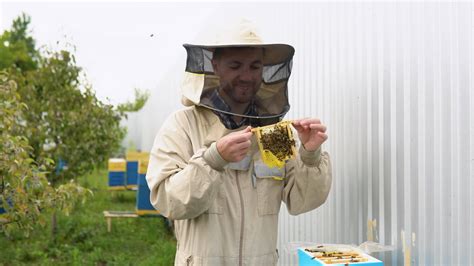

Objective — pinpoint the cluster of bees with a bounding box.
[305,246,369,265]
[259,123,295,161]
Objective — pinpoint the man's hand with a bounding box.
[292,118,328,152]
[216,126,253,162]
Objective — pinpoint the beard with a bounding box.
[221,80,260,104]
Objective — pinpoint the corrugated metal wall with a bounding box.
[276,2,473,266]
[126,2,473,265]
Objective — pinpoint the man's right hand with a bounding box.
[216,126,253,162]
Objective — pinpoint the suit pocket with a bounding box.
[254,160,284,216]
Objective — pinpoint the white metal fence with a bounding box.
[124,2,473,265]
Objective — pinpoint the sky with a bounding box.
[0,1,220,105]
[0,1,325,106]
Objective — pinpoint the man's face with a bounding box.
[211,47,264,104]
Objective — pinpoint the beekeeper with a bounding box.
[146,20,332,265]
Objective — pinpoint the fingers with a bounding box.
[293,118,325,131]
[235,126,253,154]
[317,131,328,141]
[234,139,252,151]
[293,118,321,127]
[217,126,254,162]
[229,126,253,142]
[229,141,252,162]
[235,125,252,134]
[309,123,327,133]
[232,132,253,143]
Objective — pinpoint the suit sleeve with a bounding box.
[282,145,332,215]
[145,112,228,220]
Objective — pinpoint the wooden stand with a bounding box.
[103,210,138,233]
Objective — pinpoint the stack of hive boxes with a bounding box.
[108,158,127,190]
[125,151,142,189]
[135,153,159,215]
[107,152,159,216]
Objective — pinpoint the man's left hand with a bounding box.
[292,118,328,152]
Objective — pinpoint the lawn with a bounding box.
[0,168,176,265]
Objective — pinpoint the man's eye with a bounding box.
[229,65,240,70]
[251,65,262,70]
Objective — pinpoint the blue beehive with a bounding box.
[298,246,383,266]
[108,158,127,190]
[136,156,159,216]
[126,161,138,188]
[125,152,141,189]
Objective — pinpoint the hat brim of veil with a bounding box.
[183,43,295,65]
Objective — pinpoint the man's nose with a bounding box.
[239,68,254,82]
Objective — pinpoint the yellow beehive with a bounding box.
[138,158,149,174]
[126,151,142,162]
[126,151,149,162]
[108,158,126,172]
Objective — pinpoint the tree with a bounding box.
[0,72,91,237]
[117,88,151,115]
[0,13,38,71]
[11,49,127,185]
[0,14,148,237]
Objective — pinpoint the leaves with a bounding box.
[0,14,144,237]
[116,88,150,114]
[0,72,52,235]
[2,17,127,184]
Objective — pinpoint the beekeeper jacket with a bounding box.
[146,106,332,266]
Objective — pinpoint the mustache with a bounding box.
[234,81,255,87]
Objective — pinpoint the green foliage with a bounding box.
[0,13,38,71]
[0,14,140,185]
[0,15,145,186]
[0,14,148,237]
[11,49,127,184]
[0,71,50,236]
[117,88,150,115]
[0,72,91,236]
[0,169,177,265]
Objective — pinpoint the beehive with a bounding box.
[125,151,149,189]
[135,158,159,216]
[298,245,383,266]
[108,158,127,190]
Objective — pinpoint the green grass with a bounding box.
[0,169,176,265]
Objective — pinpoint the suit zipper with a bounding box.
[235,172,245,266]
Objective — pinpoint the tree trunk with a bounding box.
[51,211,57,241]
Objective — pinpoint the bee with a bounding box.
[260,123,295,161]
